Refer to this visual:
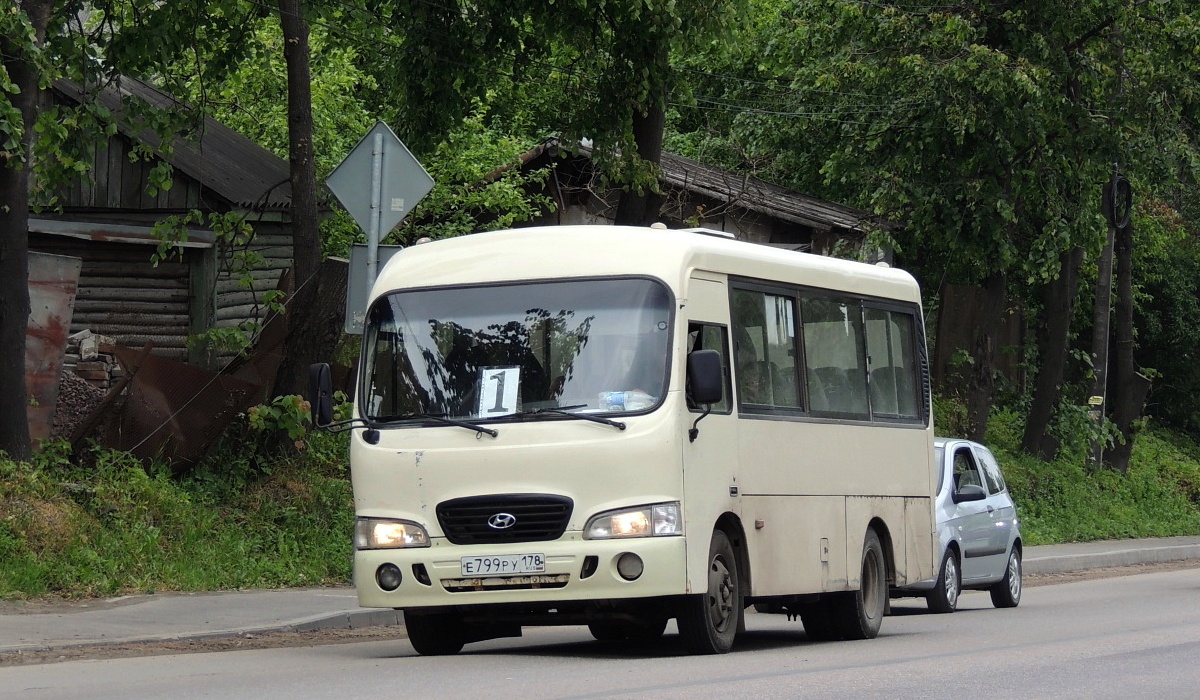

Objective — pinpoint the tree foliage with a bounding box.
[354,0,741,195]
[669,0,1200,440]
[4,0,1200,456]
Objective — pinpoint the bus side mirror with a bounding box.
[308,363,333,427]
[687,349,724,406]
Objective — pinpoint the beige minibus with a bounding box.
[310,224,937,655]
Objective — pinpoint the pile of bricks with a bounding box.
[63,330,125,390]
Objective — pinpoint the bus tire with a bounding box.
[677,529,741,654]
[404,610,465,656]
[834,528,887,640]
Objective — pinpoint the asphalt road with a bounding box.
[2,565,1198,700]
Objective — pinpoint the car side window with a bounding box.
[952,449,983,491]
[978,447,1007,494]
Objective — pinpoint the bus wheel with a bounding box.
[834,528,887,640]
[404,610,465,656]
[678,530,741,654]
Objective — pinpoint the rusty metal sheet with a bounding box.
[26,252,83,447]
[75,260,346,472]
[104,347,263,472]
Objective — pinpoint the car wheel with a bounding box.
[989,547,1022,608]
[927,549,961,613]
[404,610,466,656]
[677,530,741,654]
[833,528,887,640]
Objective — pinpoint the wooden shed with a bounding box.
[513,137,893,260]
[31,77,295,368]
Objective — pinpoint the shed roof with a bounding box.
[54,77,293,212]
[523,137,891,234]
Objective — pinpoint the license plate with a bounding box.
[460,553,546,576]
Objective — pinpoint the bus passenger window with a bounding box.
[864,307,919,419]
[731,289,801,412]
[801,296,869,419]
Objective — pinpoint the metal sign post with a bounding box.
[368,131,384,287]
[326,121,434,333]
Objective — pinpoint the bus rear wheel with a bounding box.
[677,530,741,654]
[833,528,887,640]
[404,609,465,656]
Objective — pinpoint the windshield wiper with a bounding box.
[519,404,626,431]
[373,412,499,438]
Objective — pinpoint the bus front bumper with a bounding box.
[354,535,689,609]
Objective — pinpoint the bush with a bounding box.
[983,408,1200,544]
[0,431,352,599]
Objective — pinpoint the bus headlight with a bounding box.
[584,502,683,539]
[355,517,431,549]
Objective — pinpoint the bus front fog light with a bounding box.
[616,553,644,581]
[376,563,403,591]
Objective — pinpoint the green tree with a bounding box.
[0,0,54,460]
[356,0,741,225]
[1134,201,1200,435]
[675,0,1200,443]
[182,19,549,254]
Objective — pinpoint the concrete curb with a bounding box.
[1024,540,1200,575]
[290,609,403,633]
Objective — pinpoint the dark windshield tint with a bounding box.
[361,278,673,421]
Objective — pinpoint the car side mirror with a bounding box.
[308,363,333,427]
[687,349,724,405]
[952,484,987,503]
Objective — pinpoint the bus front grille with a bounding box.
[436,494,573,544]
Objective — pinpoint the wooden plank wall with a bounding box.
[213,223,292,366]
[29,233,192,360]
[54,133,203,210]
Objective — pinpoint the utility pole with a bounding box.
[1089,165,1131,466]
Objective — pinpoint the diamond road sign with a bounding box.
[325,121,433,235]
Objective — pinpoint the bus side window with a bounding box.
[801,296,869,419]
[732,289,801,411]
[865,307,919,419]
[687,323,731,414]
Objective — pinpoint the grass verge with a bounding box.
[0,427,353,600]
[952,407,1200,545]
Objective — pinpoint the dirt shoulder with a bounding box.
[2,559,1196,667]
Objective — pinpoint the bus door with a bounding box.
[681,275,740,554]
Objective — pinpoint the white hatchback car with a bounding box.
[893,437,1023,612]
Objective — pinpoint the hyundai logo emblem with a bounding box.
[487,512,517,529]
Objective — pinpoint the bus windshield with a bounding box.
[361,278,673,422]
